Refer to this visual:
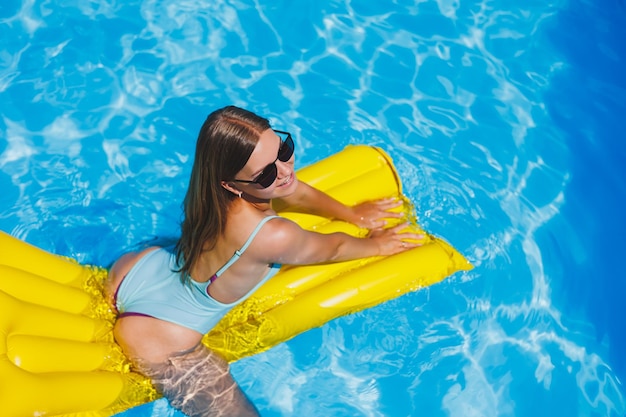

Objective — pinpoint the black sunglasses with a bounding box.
[232,130,295,189]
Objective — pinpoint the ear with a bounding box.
[221,180,242,197]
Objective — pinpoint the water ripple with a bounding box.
[1,0,624,416]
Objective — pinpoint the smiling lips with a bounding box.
[278,172,294,187]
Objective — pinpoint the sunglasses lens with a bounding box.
[254,163,278,188]
[278,135,294,162]
[238,132,293,189]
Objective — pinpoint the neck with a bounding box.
[234,194,273,213]
[242,193,270,206]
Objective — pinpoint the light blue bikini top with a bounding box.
[115,215,282,334]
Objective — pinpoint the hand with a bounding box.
[350,198,404,229]
[368,222,425,256]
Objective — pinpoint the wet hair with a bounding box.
[175,105,271,284]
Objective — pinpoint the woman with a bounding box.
[106,105,422,416]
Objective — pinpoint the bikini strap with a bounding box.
[211,215,281,279]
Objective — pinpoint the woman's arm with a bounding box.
[273,181,403,229]
[254,216,423,267]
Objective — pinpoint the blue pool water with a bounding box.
[1,0,625,416]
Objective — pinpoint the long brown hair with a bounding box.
[175,105,271,283]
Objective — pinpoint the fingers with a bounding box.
[378,222,424,238]
[374,197,403,209]
[387,222,413,233]
[356,198,403,224]
[368,219,387,229]
[399,234,425,247]
[384,232,423,255]
[368,220,426,255]
[381,211,403,219]
[399,240,421,250]
[399,232,425,241]
[353,198,408,229]
[373,198,403,212]
[395,232,425,253]
[389,222,425,246]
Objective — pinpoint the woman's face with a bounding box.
[232,128,297,199]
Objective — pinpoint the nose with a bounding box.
[275,159,292,179]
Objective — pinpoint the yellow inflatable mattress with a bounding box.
[0,145,472,416]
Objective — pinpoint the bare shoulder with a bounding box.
[257,215,298,240]
[247,215,311,261]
